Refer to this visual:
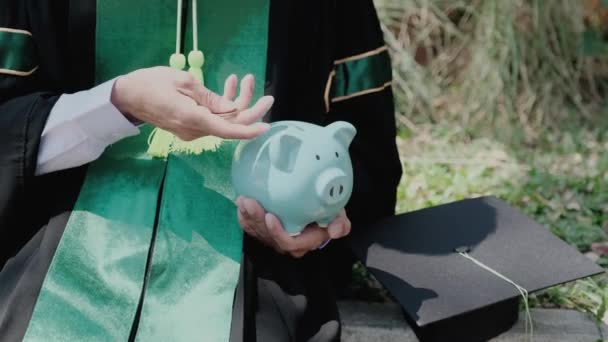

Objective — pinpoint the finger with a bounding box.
[268,218,331,253]
[237,196,261,223]
[190,106,271,139]
[327,220,345,239]
[337,209,351,236]
[243,198,266,224]
[327,209,351,238]
[239,197,276,244]
[177,86,236,115]
[341,223,351,237]
[236,197,250,221]
[223,74,238,101]
[237,210,257,237]
[265,213,297,252]
[292,225,332,251]
[190,83,237,114]
[229,96,274,125]
[236,196,247,214]
[235,74,254,110]
[290,250,307,258]
[343,215,352,236]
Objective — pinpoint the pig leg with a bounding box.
[316,220,331,228]
[283,221,305,236]
[316,216,337,228]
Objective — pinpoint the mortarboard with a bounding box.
[349,196,605,342]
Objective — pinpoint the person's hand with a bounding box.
[236,196,352,258]
[111,66,273,141]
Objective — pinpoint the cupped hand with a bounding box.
[111,66,273,141]
[236,196,352,258]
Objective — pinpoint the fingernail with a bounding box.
[244,199,256,217]
[265,215,275,231]
[329,224,343,239]
[263,96,275,105]
[236,197,245,213]
[255,123,271,133]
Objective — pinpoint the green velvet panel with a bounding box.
[23,126,168,341]
[182,0,270,99]
[134,142,243,342]
[135,1,269,337]
[94,0,177,83]
[0,29,37,73]
[332,49,392,100]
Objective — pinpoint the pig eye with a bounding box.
[335,152,339,158]
[315,155,320,160]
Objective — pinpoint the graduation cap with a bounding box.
[349,196,605,342]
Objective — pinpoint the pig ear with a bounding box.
[269,132,302,172]
[327,121,357,147]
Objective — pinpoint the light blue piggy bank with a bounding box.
[231,120,357,235]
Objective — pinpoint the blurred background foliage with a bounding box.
[349,0,608,324]
[376,0,607,139]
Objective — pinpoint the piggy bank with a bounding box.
[231,120,356,235]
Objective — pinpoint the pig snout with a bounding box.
[316,168,349,206]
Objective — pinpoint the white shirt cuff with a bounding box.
[36,77,140,175]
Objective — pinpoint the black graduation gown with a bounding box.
[0,1,402,341]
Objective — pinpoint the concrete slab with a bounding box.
[338,301,607,342]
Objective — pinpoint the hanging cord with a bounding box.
[169,0,186,70]
[192,0,198,51]
[188,0,205,83]
[148,0,217,158]
[177,0,183,54]
[457,251,534,342]
[148,0,186,158]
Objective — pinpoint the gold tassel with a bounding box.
[146,0,222,158]
[147,46,222,158]
[169,135,223,155]
[146,127,175,159]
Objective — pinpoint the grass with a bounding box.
[347,0,608,323]
[395,123,608,252]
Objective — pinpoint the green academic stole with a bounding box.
[22,1,269,341]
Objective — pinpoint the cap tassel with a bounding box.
[457,251,534,342]
[147,0,221,158]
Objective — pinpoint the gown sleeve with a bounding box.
[0,0,69,266]
[323,0,403,229]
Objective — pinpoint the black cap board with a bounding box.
[349,196,605,342]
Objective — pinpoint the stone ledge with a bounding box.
[338,301,608,342]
